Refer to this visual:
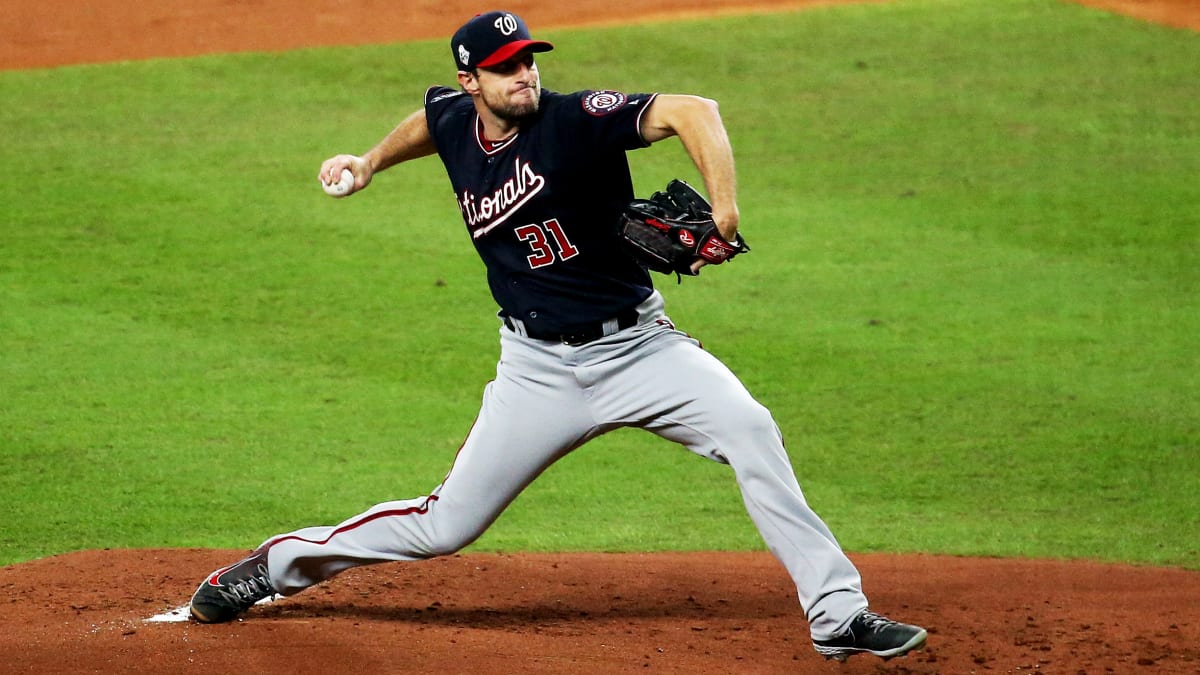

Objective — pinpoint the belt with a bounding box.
[504,308,640,346]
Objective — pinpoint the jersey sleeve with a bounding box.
[562,90,659,152]
[424,85,469,148]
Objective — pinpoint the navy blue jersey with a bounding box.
[424,86,658,334]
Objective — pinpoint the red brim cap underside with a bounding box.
[477,40,554,68]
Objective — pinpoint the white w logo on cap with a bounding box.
[494,13,518,35]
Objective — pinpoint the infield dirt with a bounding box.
[2,0,1198,673]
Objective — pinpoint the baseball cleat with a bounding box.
[812,609,927,662]
[189,546,275,623]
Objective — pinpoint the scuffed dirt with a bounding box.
[3,549,1199,673]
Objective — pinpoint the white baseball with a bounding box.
[322,168,355,197]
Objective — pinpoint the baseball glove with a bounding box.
[618,179,750,278]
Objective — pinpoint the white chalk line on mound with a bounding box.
[144,595,280,623]
[145,605,191,623]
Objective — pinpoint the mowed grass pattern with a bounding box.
[1,0,1196,567]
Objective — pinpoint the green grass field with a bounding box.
[1,0,1197,568]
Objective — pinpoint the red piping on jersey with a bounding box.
[634,92,660,146]
[475,115,519,155]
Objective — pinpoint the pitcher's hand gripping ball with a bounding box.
[321,168,355,197]
[619,179,749,278]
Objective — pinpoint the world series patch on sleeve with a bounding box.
[619,179,750,278]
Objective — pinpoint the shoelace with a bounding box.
[856,610,893,632]
[220,563,273,606]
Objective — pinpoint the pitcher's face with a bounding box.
[466,50,541,121]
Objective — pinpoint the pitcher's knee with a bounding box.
[735,400,783,443]
[412,502,492,558]
[410,520,487,557]
[695,401,783,461]
[422,538,468,558]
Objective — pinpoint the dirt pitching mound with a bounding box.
[2,549,1198,673]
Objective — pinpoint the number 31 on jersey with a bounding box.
[515,219,579,269]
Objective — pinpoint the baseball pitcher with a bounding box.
[188,10,927,663]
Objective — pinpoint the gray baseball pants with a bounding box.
[261,291,868,638]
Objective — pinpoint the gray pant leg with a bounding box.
[266,334,592,595]
[585,324,868,639]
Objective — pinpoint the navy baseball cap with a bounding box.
[452,11,554,72]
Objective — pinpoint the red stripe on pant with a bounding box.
[266,495,440,548]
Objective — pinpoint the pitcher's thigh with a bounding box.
[430,372,597,536]
[611,335,782,461]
